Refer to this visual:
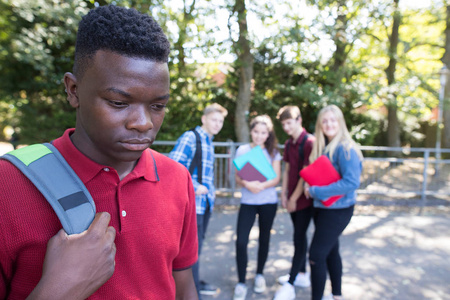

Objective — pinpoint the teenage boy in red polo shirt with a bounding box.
[0,5,198,299]
[274,106,315,300]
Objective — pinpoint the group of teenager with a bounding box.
[169,101,363,300]
[0,4,363,300]
[230,105,364,300]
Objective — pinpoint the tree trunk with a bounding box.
[233,0,253,143]
[442,5,450,149]
[385,0,401,153]
[331,1,349,73]
[174,1,196,73]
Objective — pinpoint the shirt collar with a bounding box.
[53,129,158,184]
[133,149,159,182]
[291,128,306,145]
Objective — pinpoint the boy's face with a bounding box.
[64,50,170,168]
[201,111,225,136]
[281,117,302,136]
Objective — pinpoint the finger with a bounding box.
[47,228,68,248]
[112,242,117,259]
[57,228,68,239]
[88,212,111,234]
[112,242,117,268]
[105,226,116,243]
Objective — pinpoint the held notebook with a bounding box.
[299,155,343,207]
[233,145,276,181]
[236,162,267,182]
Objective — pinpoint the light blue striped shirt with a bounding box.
[169,126,215,214]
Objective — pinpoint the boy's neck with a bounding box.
[200,125,213,138]
[292,127,304,142]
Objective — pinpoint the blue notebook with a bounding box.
[233,145,276,180]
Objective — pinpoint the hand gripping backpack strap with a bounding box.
[1,143,96,235]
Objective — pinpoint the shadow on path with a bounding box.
[200,205,450,300]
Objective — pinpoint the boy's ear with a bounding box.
[64,72,80,108]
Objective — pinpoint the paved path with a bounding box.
[200,206,450,300]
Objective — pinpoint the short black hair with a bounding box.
[74,5,170,79]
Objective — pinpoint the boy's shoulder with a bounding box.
[178,127,206,144]
[151,149,191,174]
[285,130,314,148]
[0,157,34,181]
[305,132,315,143]
[0,159,47,218]
[179,129,197,140]
[152,148,184,165]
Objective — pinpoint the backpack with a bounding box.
[188,129,202,184]
[285,133,312,164]
[1,143,96,235]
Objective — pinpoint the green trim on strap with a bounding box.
[7,144,52,166]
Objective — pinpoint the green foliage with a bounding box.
[0,0,446,149]
[0,0,89,143]
[161,64,220,141]
[248,36,379,145]
[16,94,76,143]
[351,2,446,146]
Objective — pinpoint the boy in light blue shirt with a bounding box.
[169,103,228,298]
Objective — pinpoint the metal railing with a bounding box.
[152,141,450,207]
[357,146,450,207]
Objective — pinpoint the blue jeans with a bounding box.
[192,205,211,297]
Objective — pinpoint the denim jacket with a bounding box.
[309,143,362,209]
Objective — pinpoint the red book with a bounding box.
[299,155,343,207]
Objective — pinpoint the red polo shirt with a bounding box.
[283,129,315,210]
[0,129,198,299]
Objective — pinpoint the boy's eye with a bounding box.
[109,100,128,107]
[151,104,166,111]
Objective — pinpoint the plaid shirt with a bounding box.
[169,126,215,214]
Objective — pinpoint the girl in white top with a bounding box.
[233,115,282,300]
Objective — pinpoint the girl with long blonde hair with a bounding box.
[305,105,363,300]
[309,105,363,164]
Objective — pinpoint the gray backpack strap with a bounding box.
[1,143,96,235]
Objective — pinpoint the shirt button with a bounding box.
[103,167,110,172]
[122,210,127,217]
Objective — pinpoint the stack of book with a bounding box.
[233,145,276,182]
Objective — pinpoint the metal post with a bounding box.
[435,65,449,176]
[228,140,237,197]
[420,149,430,214]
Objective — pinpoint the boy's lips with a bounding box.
[121,139,153,151]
